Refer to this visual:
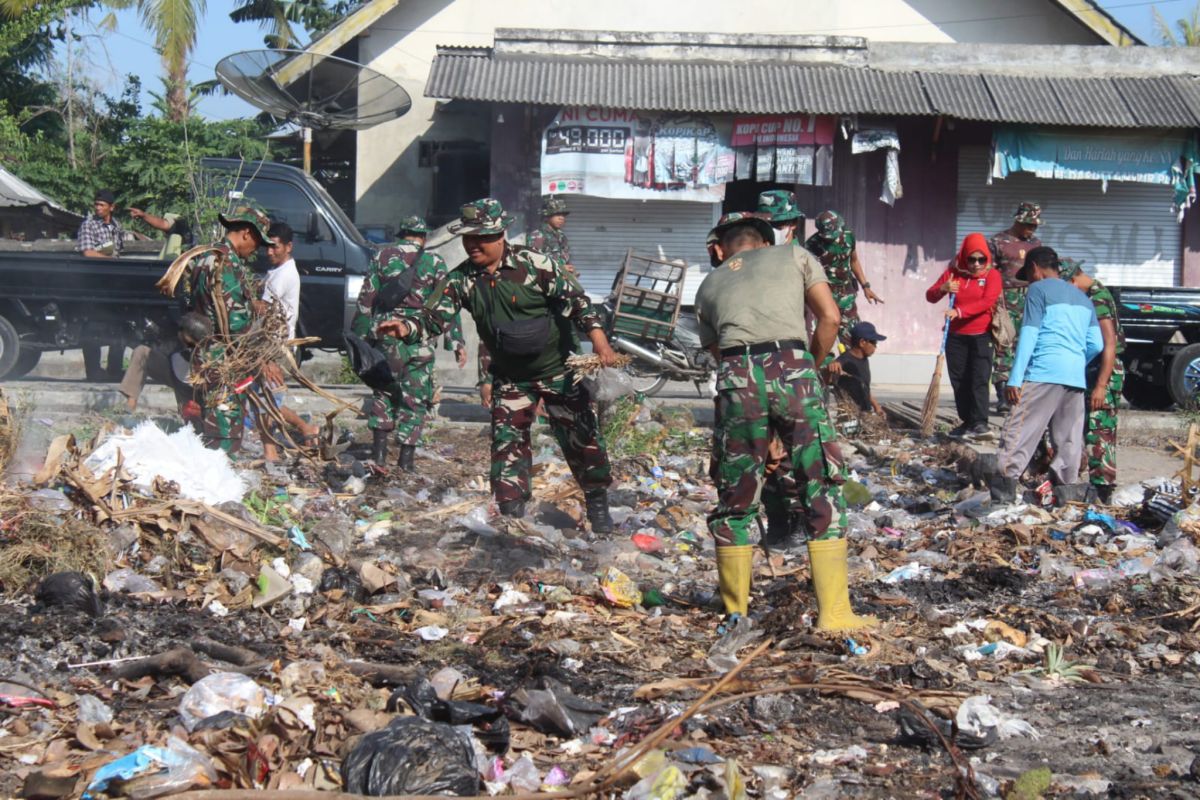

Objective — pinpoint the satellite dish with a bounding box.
[216,49,412,171]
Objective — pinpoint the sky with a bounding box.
[66,0,1200,121]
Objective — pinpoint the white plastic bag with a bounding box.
[587,368,639,402]
[178,672,266,732]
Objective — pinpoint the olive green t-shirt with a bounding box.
[694,244,828,349]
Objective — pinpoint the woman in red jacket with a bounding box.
[926,232,1002,438]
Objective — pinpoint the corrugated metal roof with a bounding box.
[0,166,65,210]
[425,48,1200,128]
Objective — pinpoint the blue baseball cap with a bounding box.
[849,321,887,342]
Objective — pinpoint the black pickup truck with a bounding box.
[0,158,374,380]
[1115,286,1200,409]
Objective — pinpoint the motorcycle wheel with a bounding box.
[622,361,669,397]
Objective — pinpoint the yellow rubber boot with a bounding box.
[716,545,753,617]
[808,537,878,632]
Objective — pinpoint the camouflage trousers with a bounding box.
[490,372,612,504]
[1084,363,1123,487]
[366,342,435,446]
[991,287,1026,387]
[708,348,847,547]
[195,343,245,454]
[832,285,860,345]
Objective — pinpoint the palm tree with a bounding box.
[1154,3,1200,45]
[228,0,352,49]
[2,0,204,122]
[133,0,206,122]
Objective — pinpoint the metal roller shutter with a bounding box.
[558,196,720,304]
[956,145,1180,287]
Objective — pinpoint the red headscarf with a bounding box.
[954,232,992,275]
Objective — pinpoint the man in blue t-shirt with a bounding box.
[991,247,1103,502]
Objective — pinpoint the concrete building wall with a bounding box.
[353,0,1103,225]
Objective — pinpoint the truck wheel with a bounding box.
[1122,376,1172,410]
[1169,343,1200,409]
[0,314,20,379]
[5,348,42,380]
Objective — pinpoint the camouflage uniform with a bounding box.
[400,199,611,505]
[527,196,572,268]
[186,206,271,453]
[351,242,461,446]
[709,349,847,546]
[989,203,1043,391]
[1060,260,1124,488]
[805,211,860,344]
[696,224,873,629]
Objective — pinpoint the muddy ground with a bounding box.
[2,407,1199,799]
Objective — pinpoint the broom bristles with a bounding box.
[920,353,945,436]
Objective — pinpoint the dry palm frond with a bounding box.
[565,352,634,382]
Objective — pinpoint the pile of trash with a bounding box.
[1,410,1199,799]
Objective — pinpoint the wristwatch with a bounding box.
[862,282,871,289]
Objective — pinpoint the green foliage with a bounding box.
[229,0,363,47]
[1005,766,1052,800]
[1155,3,1200,46]
[243,488,300,529]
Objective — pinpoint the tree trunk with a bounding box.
[166,60,188,123]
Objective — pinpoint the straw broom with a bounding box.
[920,293,955,436]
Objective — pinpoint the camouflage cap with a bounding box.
[814,210,846,239]
[705,226,720,246]
[1014,201,1043,226]
[541,196,570,217]
[1057,257,1085,280]
[756,189,803,222]
[713,211,775,244]
[218,205,272,243]
[449,198,515,236]
[397,215,430,235]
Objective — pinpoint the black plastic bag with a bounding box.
[342,333,395,392]
[318,567,366,602]
[341,717,479,796]
[388,677,510,754]
[506,676,606,737]
[35,572,102,617]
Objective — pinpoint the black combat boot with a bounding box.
[370,429,388,465]
[498,499,526,518]
[585,489,614,534]
[763,510,805,553]
[397,444,416,472]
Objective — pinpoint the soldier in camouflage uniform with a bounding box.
[396,215,468,422]
[186,206,271,453]
[989,202,1043,413]
[805,211,884,345]
[527,196,574,274]
[378,199,621,533]
[1060,259,1124,502]
[756,189,804,246]
[351,225,464,471]
[695,212,876,631]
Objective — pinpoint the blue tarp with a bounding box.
[991,128,1200,216]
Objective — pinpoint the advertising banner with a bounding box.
[541,107,731,202]
[730,114,836,147]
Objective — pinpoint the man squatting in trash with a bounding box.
[991,247,1103,503]
[184,205,273,453]
[352,217,465,470]
[377,198,621,533]
[694,212,876,631]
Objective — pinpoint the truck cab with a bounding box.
[203,158,374,344]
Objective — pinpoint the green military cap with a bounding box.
[397,215,430,235]
[218,205,272,243]
[756,189,803,222]
[813,209,846,239]
[541,196,569,217]
[713,211,775,244]
[1014,201,1043,226]
[1058,257,1085,280]
[450,198,515,236]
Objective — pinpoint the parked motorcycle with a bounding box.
[600,297,716,397]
